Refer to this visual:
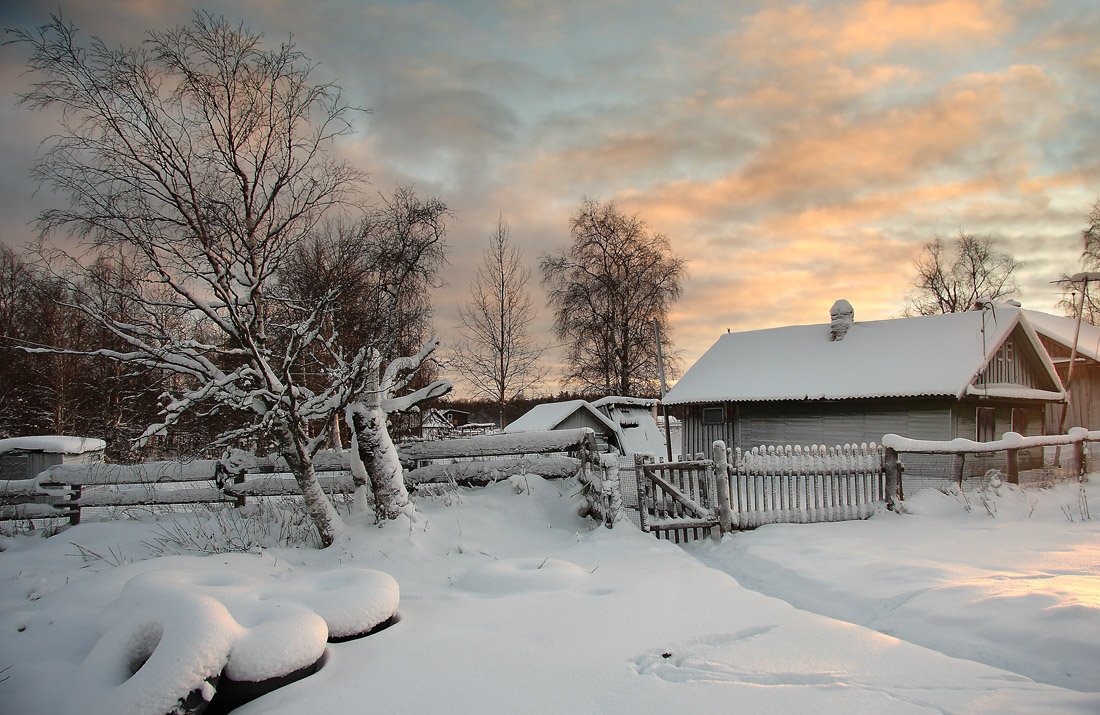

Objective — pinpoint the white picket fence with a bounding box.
[726,442,885,529]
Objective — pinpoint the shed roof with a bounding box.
[664,305,1063,405]
[503,399,620,435]
[0,435,107,455]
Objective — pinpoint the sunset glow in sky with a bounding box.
[2,0,1098,384]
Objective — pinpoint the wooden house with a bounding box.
[503,400,623,453]
[663,302,1065,487]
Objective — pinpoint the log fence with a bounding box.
[0,429,597,526]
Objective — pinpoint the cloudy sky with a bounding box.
[2,0,1098,388]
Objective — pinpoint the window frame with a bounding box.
[701,405,726,425]
[976,406,996,443]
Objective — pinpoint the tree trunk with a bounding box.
[282,423,344,547]
[348,402,412,522]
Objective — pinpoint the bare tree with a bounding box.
[8,12,423,545]
[541,198,685,397]
[905,231,1021,316]
[281,188,449,441]
[1057,199,1100,324]
[451,216,547,427]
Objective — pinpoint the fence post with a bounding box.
[712,441,734,534]
[633,454,649,533]
[68,484,82,526]
[884,447,902,512]
[1006,448,1019,485]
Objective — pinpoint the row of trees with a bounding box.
[2,13,689,545]
[4,13,460,545]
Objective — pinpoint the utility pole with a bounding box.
[654,319,673,461]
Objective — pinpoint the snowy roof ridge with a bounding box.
[665,305,1063,405]
[591,395,659,408]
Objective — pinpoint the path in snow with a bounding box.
[687,481,1100,693]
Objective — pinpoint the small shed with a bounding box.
[504,400,622,453]
[419,408,454,440]
[0,435,107,481]
[591,396,666,457]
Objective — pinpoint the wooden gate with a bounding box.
[634,454,720,543]
[633,440,889,542]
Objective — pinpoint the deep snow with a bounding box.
[1,476,1097,713]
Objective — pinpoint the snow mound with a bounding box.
[70,590,239,715]
[267,569,400,639]
[66,566,398,713]
[452,557,590,596]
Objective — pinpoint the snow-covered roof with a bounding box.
[590,395,659,409]
[0,435,107,455]
[665,306,1064,405]
[1023,309,1100,364]
[503,400,619,435]
[592,397,665,455]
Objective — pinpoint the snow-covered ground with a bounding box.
[1,476,1097,713]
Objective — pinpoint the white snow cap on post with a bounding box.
[829,299,854,341]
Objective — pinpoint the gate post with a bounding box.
[884,447,902,512]
[633,454,649,533]
[712,441,734,534]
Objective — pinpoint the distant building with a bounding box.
[504,400,623,453]
[0,435,107,481]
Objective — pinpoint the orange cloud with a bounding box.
[736,0,1012,64]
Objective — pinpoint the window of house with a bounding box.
[702,406,725,425]
[1011,407,1028,435]
[976,407,995,442]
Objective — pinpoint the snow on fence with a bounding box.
[725,442,885,529]
[0,429,598,525]
[882,427,1100,488]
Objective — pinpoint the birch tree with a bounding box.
[905,232,1020,316]
[9,12,390,545]
[451,216,547,427]
[541,198,685,397]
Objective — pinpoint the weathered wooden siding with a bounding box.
[554,411,619,452]
[675,403,736,459]
[973,326,1056,390]
[679,399,955,459]
[944,401,1045,481]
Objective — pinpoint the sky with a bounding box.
[1,0,1099,391]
